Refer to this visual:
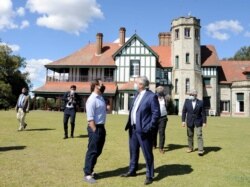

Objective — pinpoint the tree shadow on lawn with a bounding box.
[0,146,26,152]
[25,128,56,131]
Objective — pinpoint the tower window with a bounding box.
[175,79,178,94]
[184,28,191,38]
[185,78,190,93]
[195,29,200,40]
[175,55,179,69]
[196,54,199,65]
[186,53,190,64]
[175,29,179,39]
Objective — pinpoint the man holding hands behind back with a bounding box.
[182,89,207,156]
[121,76,160,185]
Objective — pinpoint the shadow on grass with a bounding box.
[97,164,145,179]
[97,163,193,182]
[164,144,186,152]
[25,128,56,131]
[0,146,26,152]
[154,164,193,181]
[75,134,88,138]
[203,146,222,155]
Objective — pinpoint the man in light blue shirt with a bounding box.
[83,79,106,184]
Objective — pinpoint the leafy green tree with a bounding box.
[229,46,250,60]
[0,44,31,109]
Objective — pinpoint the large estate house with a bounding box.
[33,16,250,117]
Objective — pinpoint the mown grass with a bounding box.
[0,110,250,187]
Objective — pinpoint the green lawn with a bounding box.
[0,110,250,187]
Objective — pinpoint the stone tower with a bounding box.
[171,16,202,115]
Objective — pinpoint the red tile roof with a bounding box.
[118,82,136,90]
[201,45,220,66]
[46,43,121,68]
[219,61,250,83]
[151,46,172,68]
[33,81,117,94]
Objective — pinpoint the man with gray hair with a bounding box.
[182,89,207,156]
[121,76,160,185]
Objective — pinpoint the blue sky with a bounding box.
[1,0,250,91]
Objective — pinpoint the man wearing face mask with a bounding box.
[182,89,207,156]
[62,85,80,139]
[83,79,106,184]
[121,76,160,185]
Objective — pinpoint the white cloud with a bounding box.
[205,20,244,41]
[0,0,18,30]
[24,59,52,89]
[0,42,20,52]
[26,0,104,35]
[0,0,29,30]
[20,20,29,29]
[244,31,250,37]
[16,7,25,17]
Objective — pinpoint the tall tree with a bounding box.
[0,44,31,109]
[229,46,250,60]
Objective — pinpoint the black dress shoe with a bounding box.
[63,136,68,139]
[120,172,137,177]
[144,177,153,185]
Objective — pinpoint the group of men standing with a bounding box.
[15,75,207,185]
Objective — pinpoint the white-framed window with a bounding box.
[104,68,114,82]
[221,100,230,112]
[236,93,244,112]
[130,60,140,77]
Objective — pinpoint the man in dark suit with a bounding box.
[15,87,30,131]
[182,89,207,156]
[62,85,80,139]
[121,76,160,185]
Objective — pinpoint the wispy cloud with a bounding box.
[244,31,250,37]
[26,0,104,35]
[0,0,29,30]
[23,59,52,89]
[205,20,244,41]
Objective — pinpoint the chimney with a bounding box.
[158,32,171,46]
[96,33,103,55]
[119,27,126,46]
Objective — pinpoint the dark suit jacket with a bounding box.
[62,92,80,111]
[182,99,207,127]
[125,90,160,133]
[15,94,30,113]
